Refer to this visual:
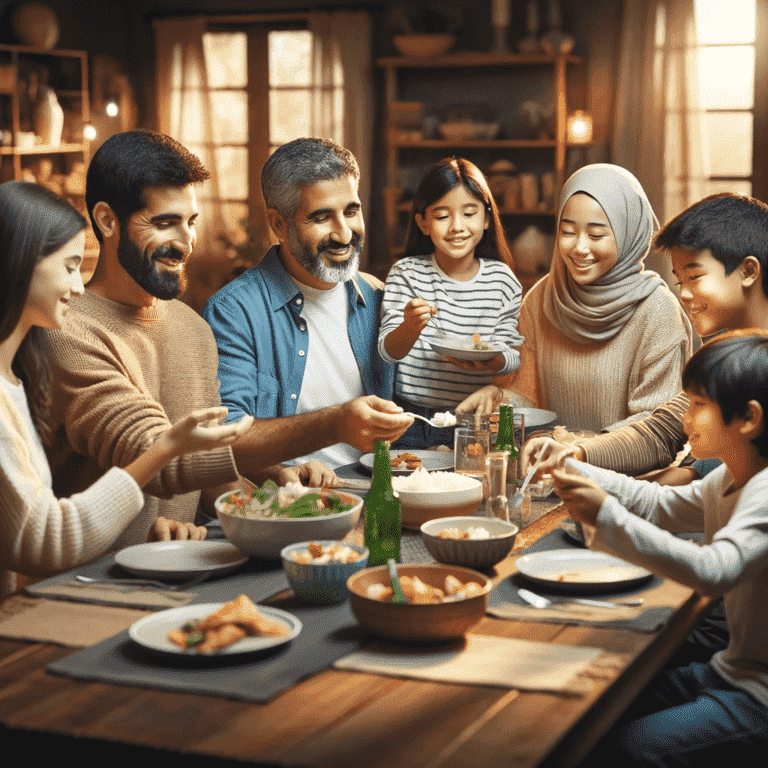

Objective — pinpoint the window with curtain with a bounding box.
[663,0,755,216]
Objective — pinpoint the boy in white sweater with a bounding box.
[553,330,768,766]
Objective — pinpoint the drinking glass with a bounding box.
[485,451,510,523]
[454,425,491,498]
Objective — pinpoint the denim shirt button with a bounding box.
[299,325,305,331]
[291,393,297,400]
[295,298,302,305]
[298,350,305,356]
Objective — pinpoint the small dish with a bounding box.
[358,449,454,474]
[420,516,518,569]
[281,541,369,603]
[115,540,248,580]
[429,336,507,362]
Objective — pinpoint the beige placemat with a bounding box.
[334,634,603,693]
[28,580,197,609]
[0,595,152,647]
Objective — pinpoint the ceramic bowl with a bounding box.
[347,563,492,641]
[420,516,518,569]
[281,541,369,603]
[438,122,500,141]
[391,478,483,530]
[392,33,455,57]
[215,488,364,559]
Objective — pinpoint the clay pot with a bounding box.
[13,3,60,49]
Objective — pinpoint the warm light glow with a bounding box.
[105,100,119,117]
[696,0,755,44]
[83,124,97,141]
[567,111,593,144]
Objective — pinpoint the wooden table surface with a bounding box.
[0,505,713,768]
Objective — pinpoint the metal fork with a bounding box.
[74,570,214,592]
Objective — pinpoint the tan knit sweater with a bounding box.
[42,290,239,548]
[0,384,144,594]
[497,277,692,433]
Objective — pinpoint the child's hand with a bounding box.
[551,467,608,526]
[402,297,435,333]
[164,407,254,458]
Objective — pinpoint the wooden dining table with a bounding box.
[0,492,714,768]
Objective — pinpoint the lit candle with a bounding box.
[493,0,510,27]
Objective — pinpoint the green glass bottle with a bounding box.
[364,441,402,566]
[495,404,519,497]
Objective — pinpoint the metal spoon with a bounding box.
[403,411,457,428]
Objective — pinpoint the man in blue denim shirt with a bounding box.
[204,138,411,482]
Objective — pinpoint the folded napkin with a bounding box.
[488,579,673,633]
[334,633,604,694]
[0,595,151,647]
[28,580,197,610]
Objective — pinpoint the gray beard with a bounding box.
[287,226,362,284]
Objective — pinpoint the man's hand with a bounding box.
[551,468,607,526]
[148,517,208,542]
[520,437,584,481]
[272,461,338,488]
[455,385,505,416]
[338,395,413,452]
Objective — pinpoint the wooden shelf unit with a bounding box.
[378,51,584,267]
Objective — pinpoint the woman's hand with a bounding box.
[551,468,607,526]
[148,517,208,542]
[455,385,505,416]
[273,461,338,488]
[163,407,254,458]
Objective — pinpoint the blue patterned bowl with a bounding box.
[281,541,369,603]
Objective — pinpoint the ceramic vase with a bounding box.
[34,85,64,146]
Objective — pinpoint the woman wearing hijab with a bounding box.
[457,164,692,432]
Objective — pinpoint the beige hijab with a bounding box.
[542,163,665,342]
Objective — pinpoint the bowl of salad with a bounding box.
[215,481,364,559]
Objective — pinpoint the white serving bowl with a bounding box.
[420,516,518,570]
[392,477,483,530]
[215,488,364,559]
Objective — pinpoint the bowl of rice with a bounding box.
[392,469,483,530]
[420,516,518,570]
[215,483,364,559]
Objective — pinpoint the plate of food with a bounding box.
[515,550,653,592]
[115,540,248,580]
[128,595,302,656]
[490,406,558,430]
[428,333,507,362]
[358,449,454,474]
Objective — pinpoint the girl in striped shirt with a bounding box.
[378,157,523,449]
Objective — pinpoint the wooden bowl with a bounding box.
[347,563,492,641]
[392,34,455,57]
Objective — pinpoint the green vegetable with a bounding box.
[186,631,204,647]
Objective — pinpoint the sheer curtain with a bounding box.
[308,11,373,269]
[612,0,708,283]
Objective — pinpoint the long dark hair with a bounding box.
[402,157,515,272]
[0,181,87,443]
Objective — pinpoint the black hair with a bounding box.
[654,193,768,298]
[85,130,210,242]
[402,157,515,272]
[0,181,87,444]
[682,329,768,457]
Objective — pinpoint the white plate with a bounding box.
[516,549,652,591]
[115,540,248,580]
[128,602,301,656]
[491,406,557,428]
[359,449,454,474]
[428,336,507,362]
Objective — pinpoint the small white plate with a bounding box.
[491,407,557,429]
[128,602,301,656]
[359,449,454,474]
[516,549,652,591]
[115,540,248,580]
[428,336,507,362]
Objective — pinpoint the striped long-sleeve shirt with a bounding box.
[378,255,523,410]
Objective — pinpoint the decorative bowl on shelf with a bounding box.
[438,122,500,141]
[392,34,456,57]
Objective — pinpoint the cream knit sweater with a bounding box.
[498,276,692,432]
[42,291,239,549]
[0,384,143,594]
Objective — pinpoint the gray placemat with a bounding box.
[45,559,365,703]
